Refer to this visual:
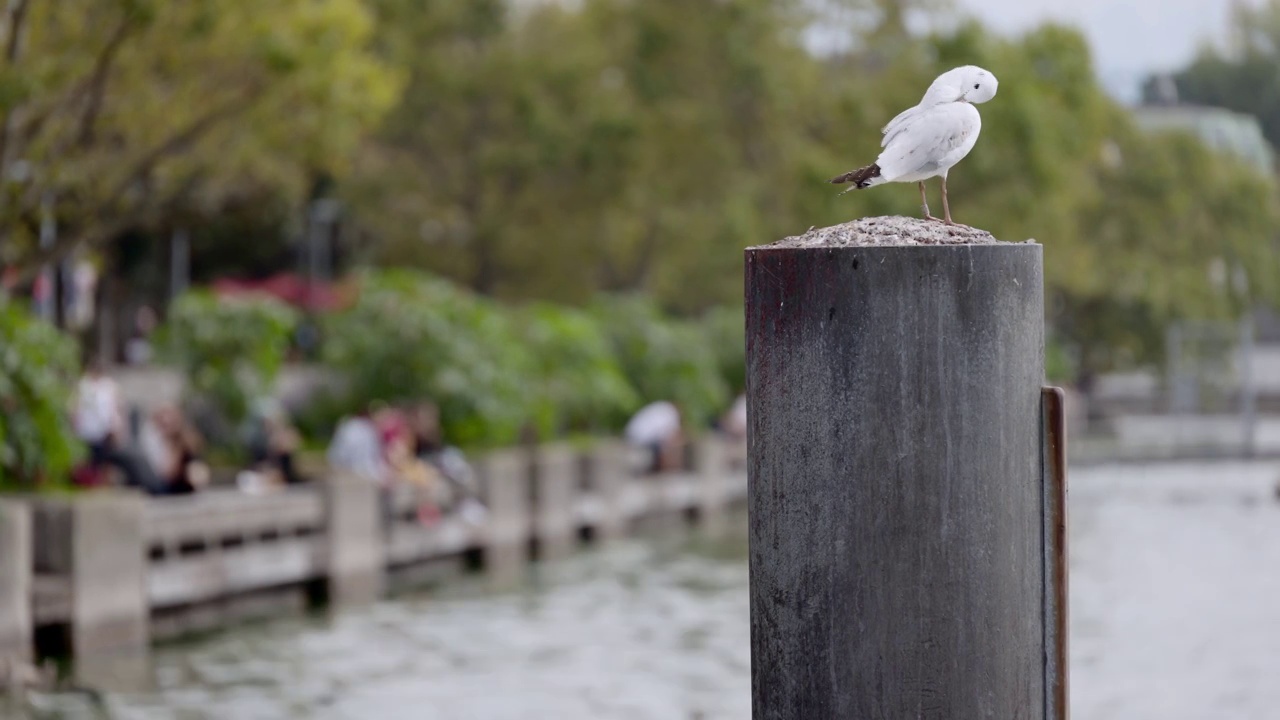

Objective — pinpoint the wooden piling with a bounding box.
[0,501,32,663]
[745,224,1051,718]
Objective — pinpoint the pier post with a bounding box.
[0,502,32,663]
[323,475,385,605]
[481,449,532,585]
[745,221,1052,718]
[694,436,728,536]
[588,441,630,541]
[62,492,149,689]
[532,445,578,560]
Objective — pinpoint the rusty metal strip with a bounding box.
[1042,386,1069,719]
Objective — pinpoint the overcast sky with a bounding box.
[957,0,1247,101]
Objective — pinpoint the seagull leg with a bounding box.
[918,182,940,222]
[941,176,955,226]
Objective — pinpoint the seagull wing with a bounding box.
[876,103,980,182]
[881,104,926,149]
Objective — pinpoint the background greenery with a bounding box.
[157,291,299,432]
[313,271,730,447]
[2,0,1280,478]
[0,299,81,488]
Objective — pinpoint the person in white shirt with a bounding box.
[71,360,167,492]
[327,409,388,485]
[722,394,747,440]
[624,400,685,474]
[72,360,123,465]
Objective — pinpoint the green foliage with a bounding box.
[1148,0,1280,149]
[3,0,1272,417]
[590,295,729,430]
[922,23,1280,378]
[315,270,735,446]
[0,300,82,488]
[291,385,355,448]
[322,270,533,447]
[345,2,1280,385]
[700,305,746,395]
[517,303,640,438]
[159,291,299,425]
[0,0,403,273]
[1045,334,1076,384]
[354,0,820,310]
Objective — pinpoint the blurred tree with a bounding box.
[589,294,729,430]
[1139,0,1280,150]
[517,302,639,439]
[353,0,829,310]
[936,23,1280,382]
[346,2,1279,386]
[321,269,535,447]
[0,298,81,487]
[701,304,747,395]
[0,0,1252,396]
[158,291,299,430]
[0,0,402,278]
[349,0,522,295]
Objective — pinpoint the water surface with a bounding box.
[19,461,1280,720]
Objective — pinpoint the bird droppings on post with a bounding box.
[760,215,1019,249]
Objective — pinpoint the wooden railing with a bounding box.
[0,438,747,667]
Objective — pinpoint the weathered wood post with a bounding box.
[0,501,32,664]
[746,218,1062,719]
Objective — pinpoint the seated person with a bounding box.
[624,400,685,474]
[410,401,487,524]
[142,406,208,495]
[386,431,446,525]
[247,401,305,486]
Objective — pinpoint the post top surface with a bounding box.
[751,216,1035,250]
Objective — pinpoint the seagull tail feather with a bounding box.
[830,163,882,190]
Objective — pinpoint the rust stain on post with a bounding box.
[1042,386,1069,720]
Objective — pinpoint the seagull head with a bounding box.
[922,65,998,106]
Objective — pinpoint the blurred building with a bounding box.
[1132,76,1274,175]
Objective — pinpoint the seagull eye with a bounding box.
[973,83,980,89]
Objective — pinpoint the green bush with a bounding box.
[700,304,745,396]
[158,291,299,426]
[590,295,729,430]
[322,270,533,447]
[319,272,736,446]
[517,303,639,439]
[0,300,82,488]
[1045,334,1076,384]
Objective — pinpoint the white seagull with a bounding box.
[830,65,998,226]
